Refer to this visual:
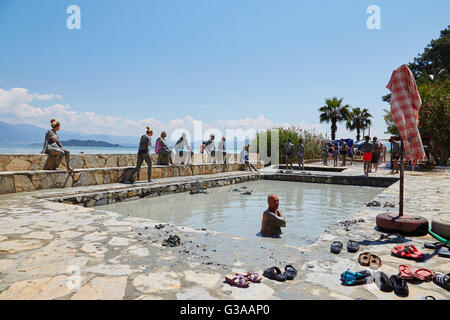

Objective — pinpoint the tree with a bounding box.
[346,107,372,141]
[318,97,350,140]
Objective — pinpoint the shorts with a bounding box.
[362,152,373,161]
[371,153,379,163]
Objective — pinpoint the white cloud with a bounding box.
[0,86,328,140]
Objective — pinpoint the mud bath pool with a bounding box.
[99,180,383,246]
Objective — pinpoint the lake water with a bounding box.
[99,180,383,246]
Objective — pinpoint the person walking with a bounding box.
[217,136,227,164]
[41,118,73,173]
[126,126,153,183]
[173,132,191,166]
[239,145,257,171]
[204,134,216,163]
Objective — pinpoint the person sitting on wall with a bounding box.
[259,194,286,237]
[125,126,153,183]
[239,145,257,171]
[155,131,173,165]
[41,118,73,173]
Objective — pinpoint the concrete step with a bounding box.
[0,162,262,195]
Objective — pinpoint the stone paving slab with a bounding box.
[0,163,449,300]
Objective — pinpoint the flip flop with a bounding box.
[398,265,414,279]
[263,267,287,282]
[437,246,450,258]
[239,272,262,283]
[391,245,425,261]
[424,242,444,250]
[389,275,409,297]
[330,241,343,254]
[358,252,371,266]
[369,254,382,269]
[432,273,450,291]
[412,268,435,282]
[284,265,297,280]
[374,271,393,292]
[225,274,250,288]
[347,240,360,253]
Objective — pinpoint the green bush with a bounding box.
[251,127,325,164]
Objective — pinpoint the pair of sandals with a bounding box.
[391,245,425,261]
[398,265,435,281]
[358,252,382,269]
[263,265,297,282]
[225,272,262,288]
[330,240,360,254]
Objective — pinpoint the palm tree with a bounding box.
[346,107,372,141]
[318,97,350,140]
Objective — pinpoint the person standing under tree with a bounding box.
[126,126,153,183]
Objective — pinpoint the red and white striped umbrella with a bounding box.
[386,64,426,162]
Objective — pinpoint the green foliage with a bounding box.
[318,97,350,140]
[382,108,399,136]
[417,80,450,165]
[252,127,325,164]
[346,107,372,141]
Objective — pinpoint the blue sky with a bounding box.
[0,0,448,140]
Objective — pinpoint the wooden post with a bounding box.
[399,139,404,217]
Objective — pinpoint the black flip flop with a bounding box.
[424,242,444,250]
[263,267,287,282]
[389,275,409,297]
[374,271,393,292]
[347,240,360,253]
[284,265,297,280]
[330,241,343,254]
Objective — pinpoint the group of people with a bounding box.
[320,139,353,167]
[283,138,305,171]
[359,136,391,176]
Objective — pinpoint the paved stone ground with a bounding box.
[0,162,448,300]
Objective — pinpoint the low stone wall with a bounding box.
[48,173,261,207]
[0,153,253,172]
[263,173,398,187]
[0,162,262,195]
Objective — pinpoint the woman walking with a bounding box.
[41,118,73,172]
[126,126,153,183]
[297,138,305,170]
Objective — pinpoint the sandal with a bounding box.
[391,245,425,261]
[284,265,297,280]
[330,241,343,254]
[398,265,414,279]
[225,274,250,288]
[412,268,434,282]
[358,252,371,266]
[389,275,409,297]
[432,273,450,291]
[374,271,393,292]
[347,240,360,253]
[369,254,382,269]
[240,272,262,283]
[340,270,373,286]
[263,267,287,282]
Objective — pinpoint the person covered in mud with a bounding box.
[260,194,286,237]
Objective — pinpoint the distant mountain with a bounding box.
[0,120,139,146]
[30,139,123,147]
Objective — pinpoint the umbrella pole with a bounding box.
[399,139,404,217]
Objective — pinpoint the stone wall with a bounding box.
[0,162,262,195]
[0,153,255,171]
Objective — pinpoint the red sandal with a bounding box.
[398,265,414,279]
[412,268,435,282]
[391,245,425,261]
[238,272,262,283]
[225,274,250,288]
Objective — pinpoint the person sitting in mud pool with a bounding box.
[260,194,286,237]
